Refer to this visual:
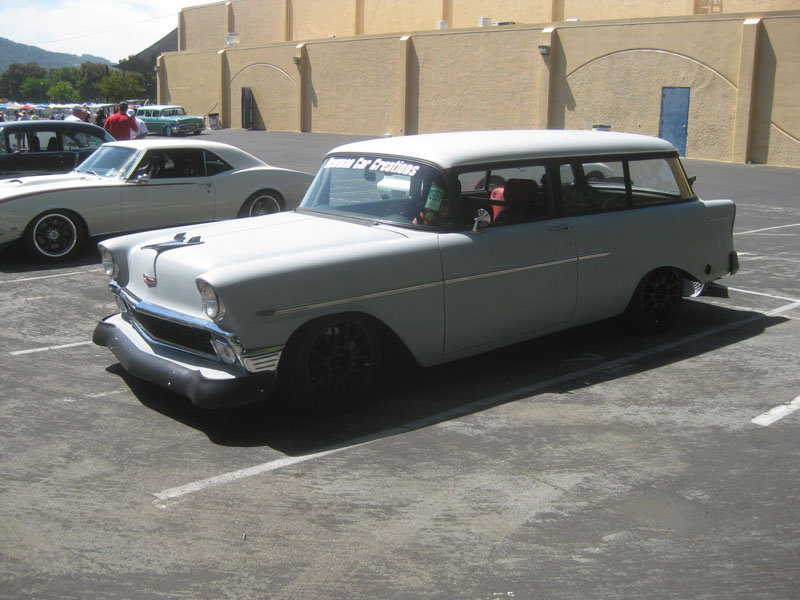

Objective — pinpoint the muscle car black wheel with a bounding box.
[624,267,683,333]
[239,190,284,217]
[280,314,381,415]
[23,210,84,261]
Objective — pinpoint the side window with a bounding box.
[628,158,689,205]
[559,160,627,215]
[142,148,204,178]
[42,132,61,151]
[26,131,51,153]
[63,131,91,150]
[8,131,25,152]
[203,150,232,176]
[458,164,549,227]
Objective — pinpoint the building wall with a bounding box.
[162,9,800,167]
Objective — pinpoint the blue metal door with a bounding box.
[659,87,690,156]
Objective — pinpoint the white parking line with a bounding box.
[752,396,800,427]
[736,223,800,236]
[153,296,800,508]
[10,340,93,356]
[0,271,84,284]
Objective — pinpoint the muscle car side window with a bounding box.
[203,151,232,176]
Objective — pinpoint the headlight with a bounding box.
[99,246,118,279]
[197,279,225,320]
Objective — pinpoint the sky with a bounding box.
[0,0,214,64]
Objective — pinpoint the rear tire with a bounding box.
[238,190,284,217]
[624,267,683,333]
[23,210,84,262]
[278,314,381,416]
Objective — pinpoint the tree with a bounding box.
[77,62,110,102]
[0,62,46,99]
[48,80,79,104]
[20,77,48,103]
[99,71,145,102]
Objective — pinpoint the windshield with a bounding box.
[299,155,453,227]
[76,146,139,177]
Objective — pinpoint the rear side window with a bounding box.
[63,130,107,151]
[560,161,627,215]
[629,158,688,205]
[558,156,690,215]
[203,150,232,176]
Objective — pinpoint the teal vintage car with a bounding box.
[135,105,205,137]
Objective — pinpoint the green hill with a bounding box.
[0,37,111,72]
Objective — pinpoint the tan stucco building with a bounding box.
[156,0,800,167]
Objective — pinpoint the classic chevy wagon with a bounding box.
[93,130,738,414]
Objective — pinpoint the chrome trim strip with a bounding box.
[445,257,577,285]
[272,281,442,316]
[578,252,611,261]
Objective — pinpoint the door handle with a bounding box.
[548,224,570,231]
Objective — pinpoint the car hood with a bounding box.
[114,211,434,318]
[0,171,115,197]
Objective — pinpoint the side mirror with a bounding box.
[136,170,150,183]
[687,175,697,189]
[471,208,491,234]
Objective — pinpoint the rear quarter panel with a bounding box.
[569,198,736,325]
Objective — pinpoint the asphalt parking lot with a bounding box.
[1,129,798,599]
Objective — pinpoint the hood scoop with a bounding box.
[142,232,204,255]
[140,233,203,287]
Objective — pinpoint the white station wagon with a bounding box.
[93,130,738,414]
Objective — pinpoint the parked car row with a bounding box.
[88,129,739,415]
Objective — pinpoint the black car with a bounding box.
[0,120,114,179]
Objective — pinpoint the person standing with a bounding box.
[127,108,148,139]
[103,102,138,141]
[64,106,88,122]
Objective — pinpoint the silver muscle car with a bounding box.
[0,139,313,261]
[93,130,738,414]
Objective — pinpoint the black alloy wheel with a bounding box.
[625,267,683,333]
[280,315,381,415]
[24,211,83,261]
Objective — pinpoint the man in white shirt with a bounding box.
[64,106,88,122]
[127,108,148,139]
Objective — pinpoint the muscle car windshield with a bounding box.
[299,155,453,227]
[76,146,139,177]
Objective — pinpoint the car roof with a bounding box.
[103,138,268,167]
[328,130,678,168]
[0,120,109,135]
[139,105,184,110]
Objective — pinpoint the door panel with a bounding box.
[439,222,577,354]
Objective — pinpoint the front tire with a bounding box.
[163,126,173,137]
[24,210,84,261]
[279,314,382,415]
[238,190,284,217]
[624,267,683,333]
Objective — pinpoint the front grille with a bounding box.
[132,309,214,355]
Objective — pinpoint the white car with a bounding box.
[0,139,314,261]
[93,130,739,414]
